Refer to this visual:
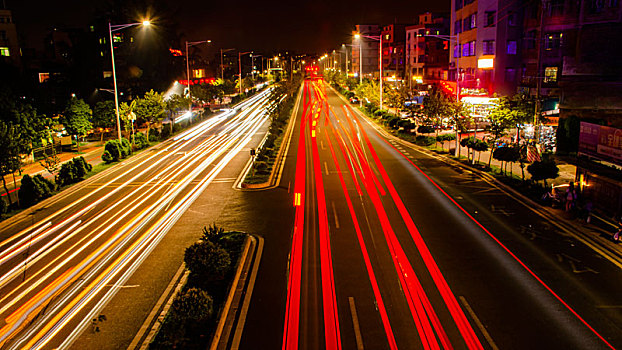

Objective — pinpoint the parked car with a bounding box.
[349,96,360,104]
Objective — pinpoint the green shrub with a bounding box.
[102,150,113,163]
[148,129,160,142]
[18,174,54,207]
[254,161,269,174]
[0,197,7,216]
[134,132,148,150]
[387,116,401,129]
[56,157,92,187]
[120,138,131,157]
[184,240,231,280]
[415,135,436,146]
[418,125,435,134]
[103,140,122,162]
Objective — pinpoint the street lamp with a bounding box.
[185,39,211,112]
[108,19,151,142]
[424,33,461,156]
[355,33,383,110]
[251,54,262,79]
[239,51,251,95]
[220,48,235,80]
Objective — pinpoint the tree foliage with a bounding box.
[135,89,165,141]
[184,240,231,280]
[93,100,116,143]
[62,97,93,153]
[527,156,559,186]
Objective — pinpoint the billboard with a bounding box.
[579,122,622,165]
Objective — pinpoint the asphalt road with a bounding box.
[0,89,276,349]
[238,80,622,350]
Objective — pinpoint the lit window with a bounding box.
[0,47,9,57]
[545,33,562,50]
[507,40,517,54]
[544,67,558,82]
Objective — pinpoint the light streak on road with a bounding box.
[0,89,274,349]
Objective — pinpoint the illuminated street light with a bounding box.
[109,19,151,142]
[355,32,383,110]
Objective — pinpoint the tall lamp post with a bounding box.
[108,20,150,142]
[425,33,460,156]
[185,39,211,112]
[239,51,251,95]
[220,48,235,80]
[355,33,383,110]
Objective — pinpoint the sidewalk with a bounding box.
[433,132,622,250]
[1,142,105,200]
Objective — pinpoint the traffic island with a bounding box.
[144,225,255,349]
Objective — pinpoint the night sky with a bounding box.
[8,0,448,54]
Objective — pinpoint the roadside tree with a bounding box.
[93,100,116,144]
[62,97,93,154]
[135,90,165,142]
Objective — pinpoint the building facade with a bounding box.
[450,0,523,96]
[405,12,450,87]
[0,8,21,67]
[381,24,407,82]
[352,24,380,79]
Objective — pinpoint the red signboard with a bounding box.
[579,122,622,165]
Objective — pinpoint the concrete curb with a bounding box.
[237,84,303,191]
[209,234,263,350]
[331,85,622,268]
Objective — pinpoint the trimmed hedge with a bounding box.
[18,174,55,207]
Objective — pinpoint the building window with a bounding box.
[0,31,6,41]
[588,0,605,13]
[524,30,536,49]
[483,40,495,55]
[507,40,517,54]
[544,67,558,82]
[454,20,462,34]
[485,11,496,27]
[505,68,516,82]
[454,44,461,58]
[461,41,476,56]
[0,47,9,57]
[455,0,463,11]
[508,12,517,26]
[470,13,477,29]
[549,0,565,16]
[463,18,470,31]
[545,33,562,49]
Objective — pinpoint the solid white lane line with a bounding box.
[348,297,364,350]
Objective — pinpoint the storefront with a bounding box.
[577,122,622,217]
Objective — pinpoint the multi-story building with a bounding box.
[352,24,380,79]
[450,0,523,96]
[405,12,450,87]
[520,0,622,128]
[381,24,407,82]
[0,8,21,67]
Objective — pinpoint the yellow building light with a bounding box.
[478,57,494,69]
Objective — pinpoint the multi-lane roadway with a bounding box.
[239,79,622,350]
[0,89,275,349]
